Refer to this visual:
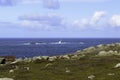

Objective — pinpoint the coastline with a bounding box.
[8,42,120,64]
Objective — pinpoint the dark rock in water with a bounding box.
[0,58,6,64]
[0,56,16,64]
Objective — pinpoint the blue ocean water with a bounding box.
[0,38,120,58]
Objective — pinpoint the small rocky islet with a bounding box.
[1,43,120,80]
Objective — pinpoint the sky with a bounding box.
[0,0,120,38]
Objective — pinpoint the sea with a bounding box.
[0,38,120,58]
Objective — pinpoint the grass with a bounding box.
[1,56,120,80]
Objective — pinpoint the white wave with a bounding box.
[23,42,47,45]
[49,41,84,45]
[23,43,31,45]
[49,40,66,44]
[35,42,47,45]
[23,41,84,45]
[50,42,66,44]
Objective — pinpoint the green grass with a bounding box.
[1,56,120,80]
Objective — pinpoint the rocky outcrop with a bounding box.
[48,56,57,62]
[76,43,120,56]
[114,63,120,68]
[98,50,120,56]
[88,75,95,80]
[0,78,14,80]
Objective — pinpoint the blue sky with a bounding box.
[0,0,120,38]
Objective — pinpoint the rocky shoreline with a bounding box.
[7,42,120,64]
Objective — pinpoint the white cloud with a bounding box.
[0,0,108,8]
[0,0,109,6]
[109,15,120,27]
[73,11,106,30]
[19,13,65,30]
[20,20,50,30]
[90,11,106,25]
[0,0,60,9]
[73,18,88,29]
[22,0,60,9]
